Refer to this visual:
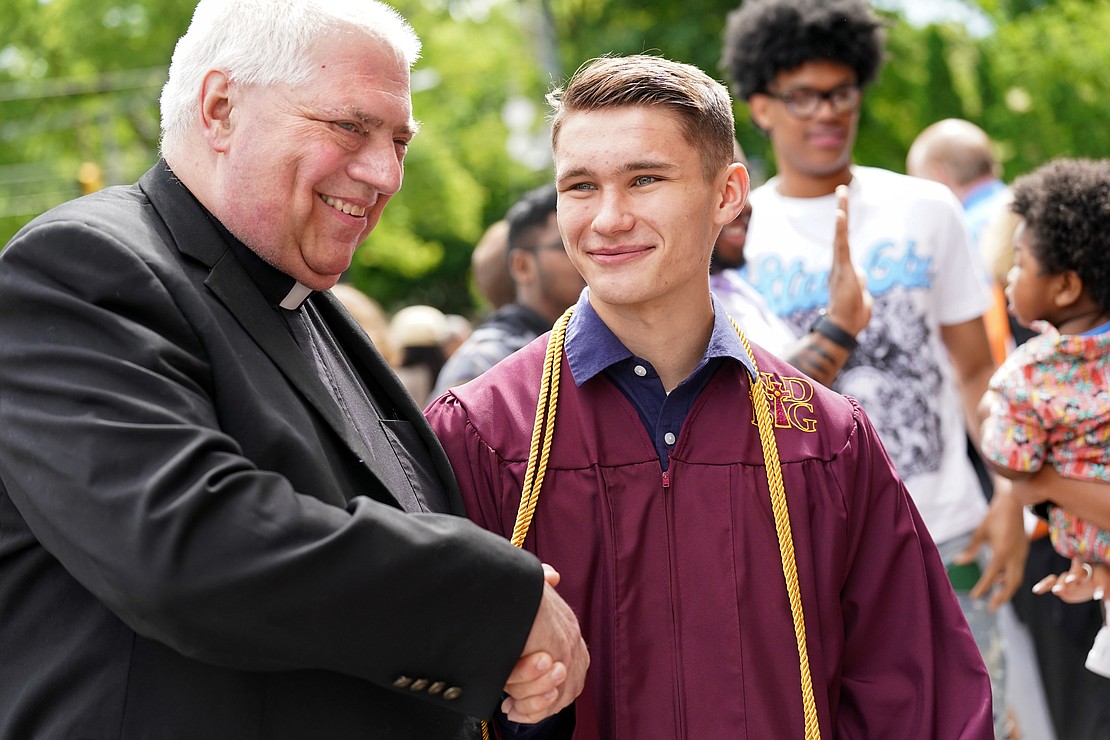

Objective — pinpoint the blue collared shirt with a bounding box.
[564,289,758,470]
[961,178,1010,249]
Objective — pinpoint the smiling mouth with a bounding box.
[320,194,367,218]
[590,245,654,262]
[809,129,846,145]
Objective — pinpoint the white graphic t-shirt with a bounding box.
[741,166,992,544]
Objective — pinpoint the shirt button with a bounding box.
[443,686,463,701]
[664,432,676,446]
[634,365,647,377]
[428,681,446,695]
[410,678,430,692]
[392,675,413,689]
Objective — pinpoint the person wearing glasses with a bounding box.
[431,183,586,398]
[721,1,1027,736]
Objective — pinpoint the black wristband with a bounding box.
[810,311,858,352]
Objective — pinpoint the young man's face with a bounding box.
[748,61,860,191]
[553,106,747,317]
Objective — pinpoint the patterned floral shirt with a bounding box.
[981,322,1110,561]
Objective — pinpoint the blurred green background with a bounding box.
[2,0,1108,316]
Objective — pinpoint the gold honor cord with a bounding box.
[484,308,820,740]
[728,315,820,740]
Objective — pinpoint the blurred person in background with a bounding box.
[443,314,474,358]
[470,219,515,311]
[331,281,400,366]
[432,183,584,397]
[391,303,451,407]
[909,117,1056,739]
[711,140,870,387]
[908,117,1031,361]
[981,158,1110,739]
[721,2,1026,734]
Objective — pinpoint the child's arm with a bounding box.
[977,388,1036,482]
[1015,467,1110,531]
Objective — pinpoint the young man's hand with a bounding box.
[825,185,872,336]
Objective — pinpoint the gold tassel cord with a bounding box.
[510,309,571,548]
[729,317,821,740]
[488,308,820,739]
[482,309,573,740]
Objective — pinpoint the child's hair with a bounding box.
[1009,158,1110,315]
[720,0,886,101]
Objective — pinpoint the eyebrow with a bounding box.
[557,159,677,184]
[781,80,855,94]
[331,106,420,137]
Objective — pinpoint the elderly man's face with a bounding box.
[214,32,415,290]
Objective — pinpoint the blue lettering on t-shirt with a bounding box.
[746,240,934,316]
[864,239,933,294]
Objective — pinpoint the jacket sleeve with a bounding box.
[833,400,994,739]
[0,213,543,719]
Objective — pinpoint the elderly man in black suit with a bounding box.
[0,1,586,737]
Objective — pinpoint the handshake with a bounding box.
[502,564,590,724]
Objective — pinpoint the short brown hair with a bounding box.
[548,54,736,182]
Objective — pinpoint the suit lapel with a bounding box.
[317,293,464,515]
[138,164,399,507]
[203,252,377,462]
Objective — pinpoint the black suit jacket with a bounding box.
[0,163,542,738]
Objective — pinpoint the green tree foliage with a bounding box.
[3,0,1110,317]
[978,0,1110,177]
[923,26,966,121]
[353,1,553,313]
[0,0,194,241]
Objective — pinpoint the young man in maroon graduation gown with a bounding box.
[425,54,993,739]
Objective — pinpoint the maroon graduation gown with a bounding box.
[425,336,993,739]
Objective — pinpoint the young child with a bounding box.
[979,157,1110,677]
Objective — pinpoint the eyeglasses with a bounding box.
[767,84,860,119]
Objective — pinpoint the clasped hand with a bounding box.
[502,564,589,724]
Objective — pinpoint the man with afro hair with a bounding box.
[722,2,1028,735]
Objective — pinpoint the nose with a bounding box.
[812,97,841,120]
[591,188,634,235]
[347,141,404,196]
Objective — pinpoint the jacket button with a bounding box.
[428,681,446,695]
[392,676,413,689]
[443,686,463,701]
[410,678,430,692]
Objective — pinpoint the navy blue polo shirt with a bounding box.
[564,290,759,470]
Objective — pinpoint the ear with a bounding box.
[199,69,235,153]
[1053,270,1085,308]
[714,162,751,228]
[508,248,537,287]
[748,94,774,132]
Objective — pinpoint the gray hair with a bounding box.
[159,0,420,156]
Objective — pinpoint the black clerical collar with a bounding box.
[195,199,313,310]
